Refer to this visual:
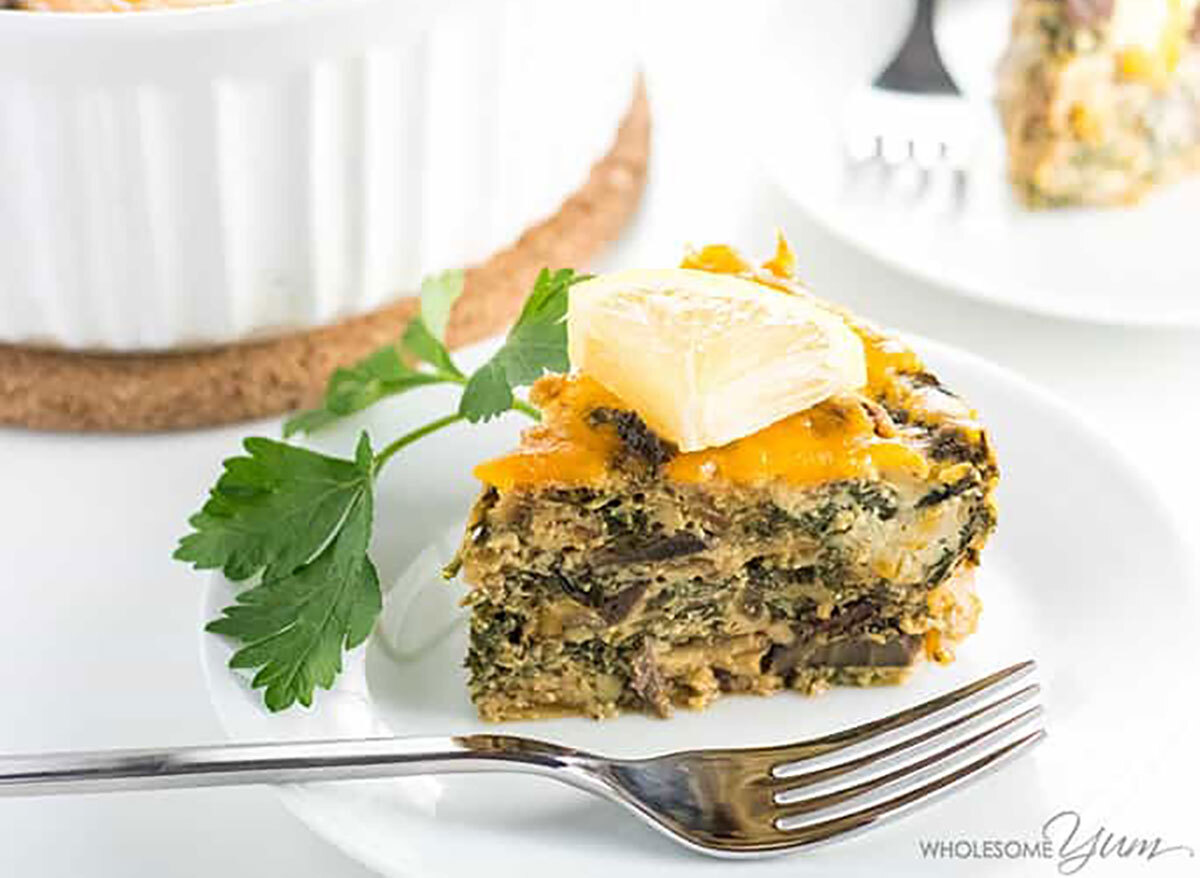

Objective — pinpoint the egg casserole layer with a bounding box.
[998,0,1200,206]
[450,245,998,721]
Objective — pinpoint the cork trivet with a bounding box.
[0,84,649,432]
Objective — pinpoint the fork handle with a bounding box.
[878,0,957,96]
[0,735,583,797]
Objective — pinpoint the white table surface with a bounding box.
[2,4,1197,875]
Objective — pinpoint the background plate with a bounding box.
[203,338,1197,876]
[756,0,1200,327]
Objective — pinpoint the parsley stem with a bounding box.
[512,398,541,420]
[373,412,466,473]
[371,393,539,475]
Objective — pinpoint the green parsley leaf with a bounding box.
[283,347,446,437]
[399,316,464,381]
[419,269,465,342]
[209,534,380,711]
[459,268,586,422]
[281,407,340,437]
[174,434,375,582]
[399,268,466,379]
[283,271,467,437]
[206,443,380,711]
[201,435,381,711]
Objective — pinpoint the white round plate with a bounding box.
[756,0,1200,327]
[202,338,1196,876]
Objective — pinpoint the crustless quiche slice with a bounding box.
[998,0,1200,206]
[450,241,997,721]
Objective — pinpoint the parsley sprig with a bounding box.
[176,268,587,711]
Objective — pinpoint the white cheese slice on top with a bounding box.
[567,268,867,453]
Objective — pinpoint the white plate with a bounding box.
[756,0,1200,327]
[202,337,1197,876]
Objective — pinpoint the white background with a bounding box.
[2,3,1197,875]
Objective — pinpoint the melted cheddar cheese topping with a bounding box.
[663,397,926,486]
[473,376,623,491]
[473,241,935,492]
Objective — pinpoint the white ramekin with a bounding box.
[0,0,638,350]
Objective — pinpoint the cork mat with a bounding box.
[0,84,649,432]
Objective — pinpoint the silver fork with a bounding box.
[0,661,1043,858]
[843,0,978,201]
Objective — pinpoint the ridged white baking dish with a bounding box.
[0,0,638,350]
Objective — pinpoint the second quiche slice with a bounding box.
[998,0,1200,206]
[451,242,997,721]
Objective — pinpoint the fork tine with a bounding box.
[845,130,882,165]
[773,705,1043,818]
[691,729,1046,856]
[771,682,1040,789]
[751,660,1035,770]
[879,135,912,168]
[770,729,1046,847]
